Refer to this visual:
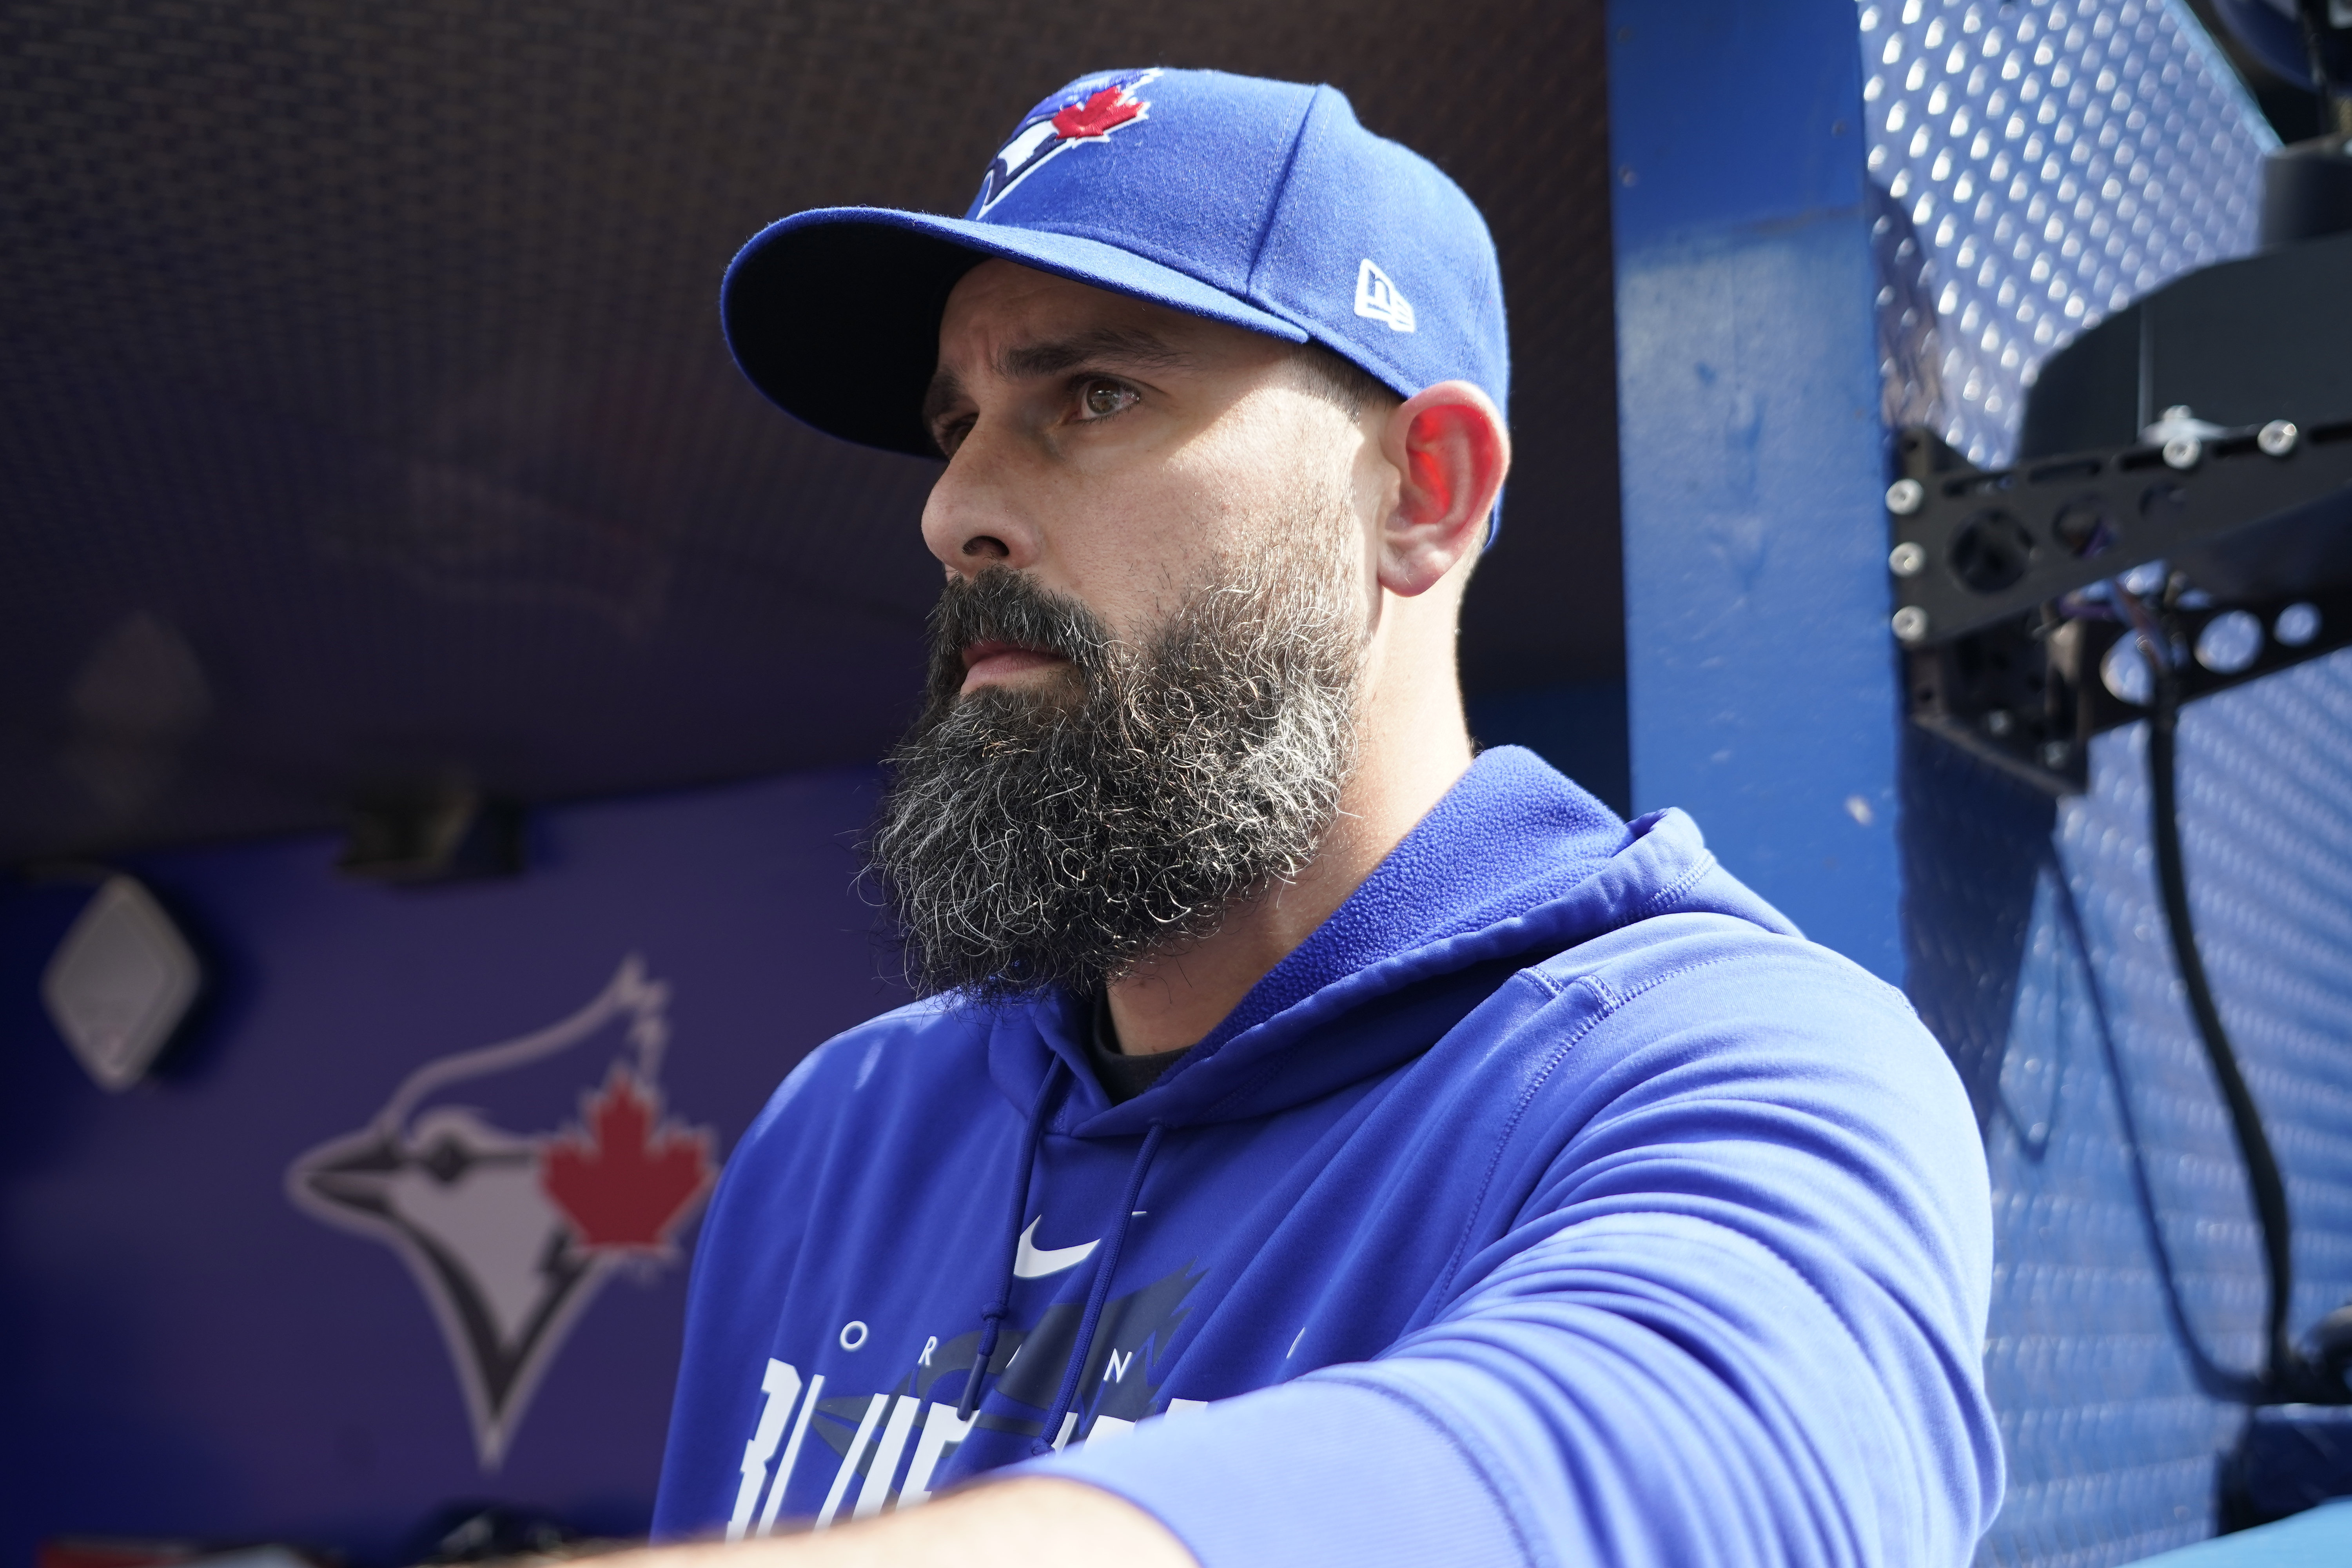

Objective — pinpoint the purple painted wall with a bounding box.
[0,768,908,1567]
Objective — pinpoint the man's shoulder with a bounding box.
[1505,908,1944,1089]
[1532,908,1910,1016]
[1483,910,1982,1241]
[737,993,997,1147]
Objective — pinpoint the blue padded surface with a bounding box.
[1860,2,2352,1563]
[2129,1498,2352,1566]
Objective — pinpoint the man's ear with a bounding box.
[1376,380,1510,597]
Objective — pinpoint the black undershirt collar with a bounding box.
[1086,989,1192,1105]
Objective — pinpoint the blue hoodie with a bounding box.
[653,748,2002,1565]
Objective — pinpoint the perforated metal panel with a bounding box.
[1868,4,2352,1564]
[1972,668,2352,1566]
[1862,0,2273,466]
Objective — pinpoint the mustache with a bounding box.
[922,568,1113,708]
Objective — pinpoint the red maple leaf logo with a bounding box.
[1052,86,1144,142]
[541,1067,715,1254]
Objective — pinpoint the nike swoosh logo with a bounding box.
[1012,1216,1099,1278]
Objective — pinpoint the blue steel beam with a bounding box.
[1609,0,1902,981]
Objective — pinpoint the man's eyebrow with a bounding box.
[920,326,1196,447]
[995,326,1196,382]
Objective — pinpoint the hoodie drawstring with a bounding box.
[1031,1118,1166,1457]
[956,1064,1065,1422]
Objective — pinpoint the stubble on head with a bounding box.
[867,477,1367,1004]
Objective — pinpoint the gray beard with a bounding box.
[868,524,1363,1003]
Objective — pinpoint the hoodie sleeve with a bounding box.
[1027,942,2004,1567]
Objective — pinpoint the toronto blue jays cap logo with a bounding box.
[285,956,717,1467]
[975,68,1160,214]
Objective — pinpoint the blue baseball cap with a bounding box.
[719,67,1509,467]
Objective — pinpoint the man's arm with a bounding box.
[632,1479,1192,1568]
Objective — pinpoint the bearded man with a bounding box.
[646,68,2002,1567]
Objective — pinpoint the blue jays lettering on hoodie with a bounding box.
[652,747,2003,1565]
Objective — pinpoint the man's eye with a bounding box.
[1080,379,1138,419]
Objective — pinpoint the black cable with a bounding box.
[2145,657,2301,1391]
[2054,860,2265,1404]
[2296,0,2352,136]
[2118,588,2330,1402]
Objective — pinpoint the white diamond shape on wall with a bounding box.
[42,875,202,1091]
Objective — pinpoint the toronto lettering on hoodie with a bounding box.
[655,748,2005,1566]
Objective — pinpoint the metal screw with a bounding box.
[2277,601,2322,646]
[2161,434,2202,470]
[1886,477,1926,515]
[1891,605,1931,642]
[2259,419,2299,457]
[2040,740,2072,768]
[1985,709,2014,737]
[1888,541,1927,577]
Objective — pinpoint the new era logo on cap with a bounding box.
[1354,259,1415,333]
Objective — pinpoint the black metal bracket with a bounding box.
[1888,419,2352,792]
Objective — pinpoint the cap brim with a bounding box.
[720,207,1310,458]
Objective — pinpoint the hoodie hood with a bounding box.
[989,745,1802,1136]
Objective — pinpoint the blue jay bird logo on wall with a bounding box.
[286,956,717,1467]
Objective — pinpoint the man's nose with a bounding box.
[920,428,1040,577]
